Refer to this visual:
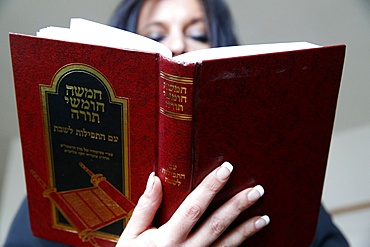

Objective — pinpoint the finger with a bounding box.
[119,172,162,240]
[211,215,270,247]
[188,185,265,246]
[161,162,233,243]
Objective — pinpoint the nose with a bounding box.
[163,30,186,56]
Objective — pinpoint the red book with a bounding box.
[9,19,345,246]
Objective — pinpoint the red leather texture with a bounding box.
[10,33,345,246]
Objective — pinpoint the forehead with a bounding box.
[138,0,205,25]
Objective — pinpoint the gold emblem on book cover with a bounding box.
[39,63,131,246]
[31,163,135,247]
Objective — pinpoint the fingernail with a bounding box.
[217,162,233,180]
[145,172,155,193]
[255,215,270,230]
[248,185,265,202]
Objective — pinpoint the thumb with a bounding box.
[120,172,163,239]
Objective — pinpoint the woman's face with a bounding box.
[137,0,211,56]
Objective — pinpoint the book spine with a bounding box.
[155,57,198,225]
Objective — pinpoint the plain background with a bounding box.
[1,0,370,246]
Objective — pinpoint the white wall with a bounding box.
[227,0,370,131]
[0,0,121,243]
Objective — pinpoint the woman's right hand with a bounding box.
[116,162,270,247]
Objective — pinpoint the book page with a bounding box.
[174,42,321,63]
[36,19,321,64]
[37,18,172,58]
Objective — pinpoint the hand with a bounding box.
[116,162,270,247]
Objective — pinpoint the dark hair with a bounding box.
[109,0,238,47]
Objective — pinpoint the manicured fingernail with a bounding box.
[255,215,270,230]
[217,161,233,180]
[221,161,233,172]
[248,185,265,202]
[145,172,155,193]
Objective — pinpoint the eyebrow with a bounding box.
[144,17,206,30]
[188,18,206,26]
[144,21,165,30]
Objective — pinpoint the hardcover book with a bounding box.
[9,19,346,246]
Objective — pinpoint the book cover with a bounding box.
[10,33,161,246]
[9,21,345,246]
[155,45,346,246]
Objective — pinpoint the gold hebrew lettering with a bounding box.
[107,135,118,142]
[174,86,181,93]
[164,177,182,186]
[86,111,92,122]
[165,101,174,110]
[180,87,187,94]
[167,83,174,92]
[93,89,103,100]
[164,91,171,100]
[83,128,90,137]
[91,112,100,123]
[79,110,88,121]
[169,164,177,170]
[97,133,106,141]
[70,98,80,108]
[96,102,105,112]
[90,101,96,111]
[62,126,73,134]
[161,168,169,176]
[76,129,83,137]
[171,93,178,101]
[81,99,90,110]
[105,152,113,157]
[84,88,93,99]
[74,86,85,98]
[71,109,80,119]
[165,100,184,112]
[180,96,187,103]
[66,85,74,96]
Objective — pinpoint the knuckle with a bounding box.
[135,195,152,212]
[240,220,257,238]
[209,217,227,236]
[237,192,251,211]
[232,190,254,212]
[184,203,202,221]
[203,177,223,193]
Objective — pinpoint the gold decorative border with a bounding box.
[159,107,192,121]
[40,63,129,241]
[160,71,193,84]
[160,71,193,121]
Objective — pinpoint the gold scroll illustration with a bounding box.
[31,162,135,247]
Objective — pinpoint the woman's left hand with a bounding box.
[116,162,269,247]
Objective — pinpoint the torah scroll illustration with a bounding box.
[31,162,135,247]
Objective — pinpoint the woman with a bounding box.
[112,0,270,246]
[5,0,349,246]
[111,0,349,246]
[110,0,238,49]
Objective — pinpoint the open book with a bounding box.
[10,18,345,247]
[37,18,320,62]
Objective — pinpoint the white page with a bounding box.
[174,42,321,63]
[36,19,321,64]
[37,18,172,58]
